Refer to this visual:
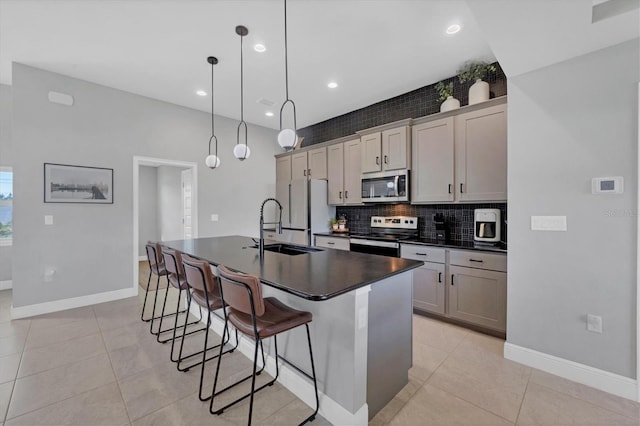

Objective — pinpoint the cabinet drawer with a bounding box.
[400,244,445,263]
[315,236,350,251]
[449,250,506,272]
[263,231,277,240]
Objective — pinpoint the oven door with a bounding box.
[349,239,399,257]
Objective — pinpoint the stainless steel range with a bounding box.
[349,216,418,257]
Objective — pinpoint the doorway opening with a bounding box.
[133,156,198,292]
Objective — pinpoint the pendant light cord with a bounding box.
[279,0,297,135]
[208,59,217,158]
[236,26,249,159]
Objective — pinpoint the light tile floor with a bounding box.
[1,277,639,425]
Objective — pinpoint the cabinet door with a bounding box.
[275,180,290,227]
[308,147,327,180]
[327,143,344,205]
[412,118,454,203]
[382,126,409,171]
[361,133,382,173]
[413,262,446,315]
[455,103,507,201]
[449,266,506,332]
[291,152,308,180]
[276,155,291,182]
[343,139,362,204]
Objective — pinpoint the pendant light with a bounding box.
[205,56,221,169]
[277,0,297,151]
[234,25,251,161]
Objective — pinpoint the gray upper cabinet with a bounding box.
[360,124,411,173]
[327,138,361,205]
[291,152,308,180]
[308,147,327,180]
[276,155,291,182]
[454,103,507,201]
[361,132,382,173]
[280,146,328,181]
[411,117,455,203]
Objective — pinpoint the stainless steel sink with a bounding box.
[252,243,323,256]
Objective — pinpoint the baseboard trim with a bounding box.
[188,303,368,425]
[0,280,12,290]
[138,256,147,262]
[504,342,638,401]
[11,287,138,319]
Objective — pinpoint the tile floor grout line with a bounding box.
[513,370,532,425]
[2,300,31,425]
[94,304,134,426]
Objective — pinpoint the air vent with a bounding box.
[256,98,276,107]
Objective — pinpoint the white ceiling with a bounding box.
[1,1,637,132]
[0,0,495,130]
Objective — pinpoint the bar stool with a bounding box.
[181,254,240,400]
[153,247,203,353]
[141,242,169,323]
[211,265,319,425]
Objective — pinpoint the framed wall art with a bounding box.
[44,163,113,204]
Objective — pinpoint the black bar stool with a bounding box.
[153,247,203,352]
[181,254,240,400]
[141,242,169,323]
[210,265,319,426]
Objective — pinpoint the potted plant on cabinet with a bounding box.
[435,81,460,112]
[330,218,339,232]
[457,61,496,105]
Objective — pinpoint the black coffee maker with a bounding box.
[433,213,448,243]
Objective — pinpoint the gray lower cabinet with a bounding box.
[315,235,350,251]
[402,244,507,333]
[449,265,507,332]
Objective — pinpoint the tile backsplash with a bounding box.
[335,203,507,244]
[298,62,507,147]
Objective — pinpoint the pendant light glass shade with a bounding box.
[234,25,251,161]
[278,0,297,151]
[205,56,221,169]
[277,128,296,149]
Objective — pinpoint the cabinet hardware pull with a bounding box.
[288,184,292,221]
[303,169,307,176]
[451,274,455,285]
[438,272,442,283]
[448,184,452,194]
[339,191,342,199]
[460,183,464,193]
[345,190,348,198]
[415,252,427,256]
[469,259,484,263]
[328,242,335,245]
[384,155,388,164]
[375,156,380,165]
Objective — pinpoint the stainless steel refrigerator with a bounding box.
[275,179,335,245]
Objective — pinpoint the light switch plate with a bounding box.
[531,216,567,231]
[210,214,219,222]
[44,215,53,225]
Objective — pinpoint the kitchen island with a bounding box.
[163,236,422,425]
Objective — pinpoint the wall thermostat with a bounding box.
[592,176,623,194]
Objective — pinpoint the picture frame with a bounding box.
[44,163,113,204]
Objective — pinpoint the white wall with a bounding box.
[138,166,158,257]
[0,84,12,282]
[507,39,638,378]
[157,165,186,242]
[10,63,279,308]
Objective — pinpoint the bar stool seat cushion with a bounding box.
[151,263,167,276]
[191,288,224,311]
[228,297,312,339]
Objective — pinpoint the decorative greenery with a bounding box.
[0,221,11,238]
[435,81,454,102]
[330,218,338,226]
[457,61,496,83]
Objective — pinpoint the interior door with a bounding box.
[181,169,193,239]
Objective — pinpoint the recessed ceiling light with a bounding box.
[327,81,338,89]
[446,24,461,35]
[254,44,266,52]
[196,90,207,96]
[265,111,274,117]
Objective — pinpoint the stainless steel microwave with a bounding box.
[361,170,409,203]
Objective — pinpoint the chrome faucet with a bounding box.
[259,198,283,258]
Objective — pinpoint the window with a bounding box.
[0,168,12,245]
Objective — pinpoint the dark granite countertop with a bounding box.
[162,236,423,301]
[313,232,507,253]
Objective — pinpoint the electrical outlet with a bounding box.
[44,215,53,225]
[44,268,56,282]
[210,214,219,222]
[587,314,603,333]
